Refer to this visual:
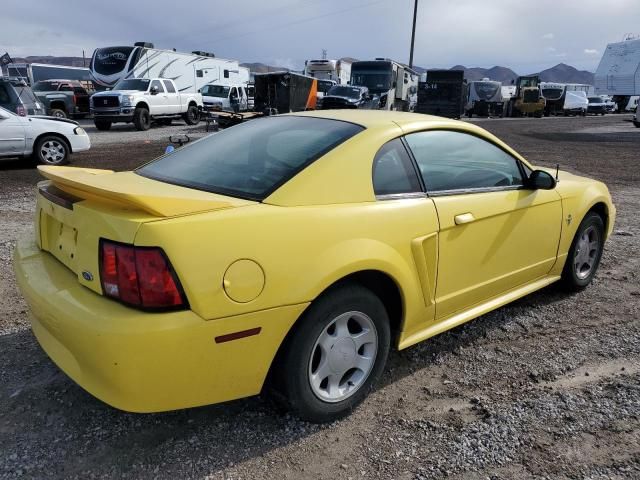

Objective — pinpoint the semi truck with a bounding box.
[89,42,249,92]
[415,69,466,118]
[594,37,640,112]
[304,59,351,85]
[350,59,418,111]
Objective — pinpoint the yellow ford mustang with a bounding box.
[15,110,615,423]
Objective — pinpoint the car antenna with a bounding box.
[555,163,560,182]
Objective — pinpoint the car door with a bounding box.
[147,79,167,114]
[162,80,179,114]
[0,108,26,155]
[404,129,563,320]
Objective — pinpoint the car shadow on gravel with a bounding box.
[0,282,575,478]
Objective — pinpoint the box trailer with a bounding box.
[90,42,249,92]
[304,59,351,85]
[594,37,640,110]
[415,69,465,118]
[253,71,317,114]
[6,63,94,91]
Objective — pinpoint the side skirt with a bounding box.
[398,275,561,350]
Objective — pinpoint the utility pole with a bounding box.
[322,49,327,60]
[409,0,418,68]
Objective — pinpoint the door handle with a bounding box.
[454,213,475,225]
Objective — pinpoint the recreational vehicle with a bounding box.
[90,43,249,92]
[350,59,418,111]
[594,37,640,111]
[465,78,503,117]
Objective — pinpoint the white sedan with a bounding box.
[0,106,90,165]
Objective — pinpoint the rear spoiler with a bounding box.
[37,166,250,217]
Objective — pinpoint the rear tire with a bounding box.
[561,212,605,291]
[133,107,151,131]
[183,105,200,125]
[33,135,69,166]
[94,120,112,131]
[271,283,390,423]
[49,108,67,119]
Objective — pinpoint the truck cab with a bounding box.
[200,84,249,113]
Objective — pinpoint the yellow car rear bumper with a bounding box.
[14,238,307,413]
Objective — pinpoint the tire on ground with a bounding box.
[133,107,151,131]
[32,135,70,166]
[561,211,605,291]
[183,105,200,125]
[94,120,112,131]
[49,108,67,119]
[270,282,391,423]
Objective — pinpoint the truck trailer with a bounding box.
[594,37,640,111]
[89,42,249,92]
[6,63,94,91]
[415,69,465,118]
[253,71,317,114]
[304,59,351,85]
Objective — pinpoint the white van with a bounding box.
[563,90,588,115]
[200,84,249,112]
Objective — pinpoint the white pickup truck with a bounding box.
[90,78,203,131]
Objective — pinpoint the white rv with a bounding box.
[304,59,351,85]
[594,37,640,110]
[90,42,249,92]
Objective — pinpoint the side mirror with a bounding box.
[528,170,556,190]
[150,86,158,95]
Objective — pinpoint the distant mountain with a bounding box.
[448,65,518,84]
[535,63,594,84]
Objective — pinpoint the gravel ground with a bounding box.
[0,114,639,479]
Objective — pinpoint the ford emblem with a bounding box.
[82,271,94,281]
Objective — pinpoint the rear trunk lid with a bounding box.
[35,166,254,295]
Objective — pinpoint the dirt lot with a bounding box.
[1,115,639,480]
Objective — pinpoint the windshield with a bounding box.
[588,97,603,103]
[542,88,564,100]
[317,80,335,94]
[137,116,364,201]
[327,86,362,99]
[33,81,60,92]
[518,77,538,88]
[201,85,230,98]
[113,79,150,91]
[351,72,391,92]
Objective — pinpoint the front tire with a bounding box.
[49,108,67,119]
[561,212,605,291]
[133,107,151,131]
[272,283,390,423]
[33,135,69,166]
[94,119,112,131]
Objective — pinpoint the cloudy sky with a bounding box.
[2,0,639,73]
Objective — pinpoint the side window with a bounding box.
[150,80,164,93]
[0,84,10,104]
[59,84,73,92]
[163,80,176,93]
[372,138,422,196]
[223,69,230,79]
[196,70,203,78]
[405,130,524,193]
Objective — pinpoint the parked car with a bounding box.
[320,85,379,110]
[0,106,89,165]
[0,78,45,116]
[587,96,607,115]
[31,80,90,119]
[201,84,249,112]
[15,111,615,423]
[90,78,203,131]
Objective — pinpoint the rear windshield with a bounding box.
[137,116,364,200]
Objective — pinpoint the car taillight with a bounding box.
[16,105,27,116]
[99,240,187,310]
